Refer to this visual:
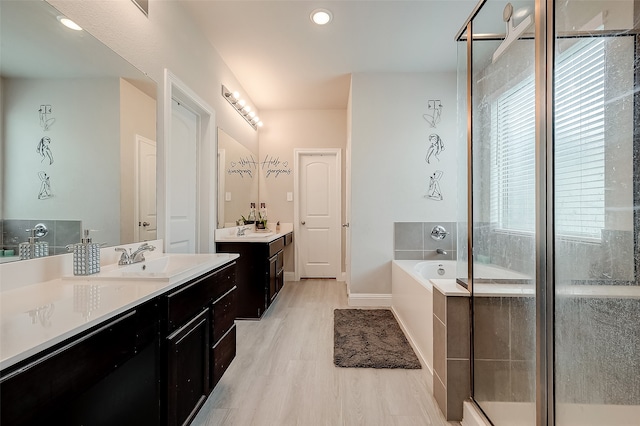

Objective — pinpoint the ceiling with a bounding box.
[180,1,479,110]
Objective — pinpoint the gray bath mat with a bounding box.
[333,309,421,369]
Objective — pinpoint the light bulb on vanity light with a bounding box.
[249,111,256,118]
[238,99,246,107]
[232,91,240,99]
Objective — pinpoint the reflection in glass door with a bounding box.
[469,1,537,424]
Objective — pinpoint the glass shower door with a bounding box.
[553,1,640,424]
[470,1,537,424]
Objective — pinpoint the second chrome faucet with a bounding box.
[115,242,156,265]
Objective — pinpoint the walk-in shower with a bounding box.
[456,0,639,425]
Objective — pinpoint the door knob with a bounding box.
[301,221,306,225]
[342,223,350,228]
[142,221,150,227]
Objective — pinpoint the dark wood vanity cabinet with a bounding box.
[216,232,291,319]
[163,261,237,426]
[0,260,237,426]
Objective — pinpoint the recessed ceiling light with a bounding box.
[57,16,83,31]
[310,8,332,25]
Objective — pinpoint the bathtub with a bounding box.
[391,260,457,373]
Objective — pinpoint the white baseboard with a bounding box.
[348,292,392,307]
[284,271,295,282]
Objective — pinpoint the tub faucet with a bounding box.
[436,248,448,256]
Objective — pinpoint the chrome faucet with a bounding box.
[436,248,448,256]
[115,243,155,265]
[237,226,248,236]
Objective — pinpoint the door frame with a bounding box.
[162,69,216,254]
[293,148,342,281]
[134,134,156,242]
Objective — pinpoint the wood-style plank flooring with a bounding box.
[192,279,460,426]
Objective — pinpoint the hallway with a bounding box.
[193,279,459,426]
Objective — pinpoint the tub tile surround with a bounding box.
[394,222,457,261]
[432,281,470,421]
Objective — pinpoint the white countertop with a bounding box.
[215,222,293,243]
[0,253,239,371]
[430,279,470,297]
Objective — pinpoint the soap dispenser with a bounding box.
[67,230,100,275]
[247,203,257,223]
[18,228,49,260]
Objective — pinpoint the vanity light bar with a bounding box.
[221,85,263,130]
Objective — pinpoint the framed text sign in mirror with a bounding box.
[0,1,157,263]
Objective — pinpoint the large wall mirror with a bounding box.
[217,128,258,228]
[0,1,157,263]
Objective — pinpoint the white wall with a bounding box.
[3,78,121,245]
[350,72,458,295]
[258,109,347,272]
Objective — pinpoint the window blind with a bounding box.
[491,38,606,239]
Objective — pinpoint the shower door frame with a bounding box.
[456,0,555,423]
[456,0,556,424]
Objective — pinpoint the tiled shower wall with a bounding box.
[1,219,82,255]
[394,222,457,260]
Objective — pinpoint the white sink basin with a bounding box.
[64,255,218,282]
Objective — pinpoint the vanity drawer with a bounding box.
[166,262,237,332]
[166,272,214,331]
[210,325,236,388]
[284,232,293,246]
[212,287,236,342]
[268,237,284,257]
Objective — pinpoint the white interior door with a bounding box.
[168,98,197,253]
[296,150,341,278]
[136,135,157,242]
